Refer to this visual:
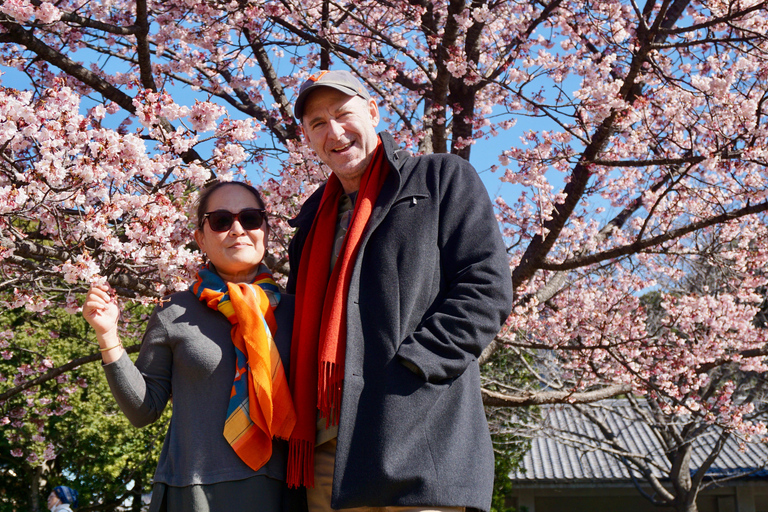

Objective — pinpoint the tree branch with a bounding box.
[0,22,137,112]
[134,0,156,92]
[0,19,204,165]
[0,235,162,298]
[0,344,141,403]
[243,29,299,143]
[481,383,631,407]
[539,199,768,271]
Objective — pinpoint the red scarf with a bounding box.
[288,140,389,487]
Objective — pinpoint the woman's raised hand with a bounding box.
[83,284,119,335]
[83,284,124,361]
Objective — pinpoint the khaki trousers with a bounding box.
[307,438,465,512]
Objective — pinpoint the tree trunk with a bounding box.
[669,444,699,512]
[675,495,699,512]
[131,473,143,512]
[29,465,44,512]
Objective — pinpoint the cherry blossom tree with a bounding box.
[499,259,768,512]
[2,0,768,509]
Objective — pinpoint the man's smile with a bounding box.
[332,141,354,153]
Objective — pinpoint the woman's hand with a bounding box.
[83,284,119,334]
[83,284,123,362]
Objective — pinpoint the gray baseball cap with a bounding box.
[294,70,371,121]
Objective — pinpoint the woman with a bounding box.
[83,182,297,511]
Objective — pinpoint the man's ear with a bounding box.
[368,99,380,127]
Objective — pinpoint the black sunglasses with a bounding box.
[201,208,267,232]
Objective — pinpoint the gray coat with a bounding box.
[287,132,514,511]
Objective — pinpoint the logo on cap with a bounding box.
[308,70,330,82]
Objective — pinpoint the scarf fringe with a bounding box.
[287,438,315,488]
[318,361,342,427]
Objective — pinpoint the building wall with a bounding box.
[508,484,767,512]
[736,485,768,512]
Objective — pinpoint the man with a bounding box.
[286,70,514,512]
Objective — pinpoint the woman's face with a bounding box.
[47,492,60,510]
[194,184,268,283]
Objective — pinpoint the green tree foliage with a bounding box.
[489,431,527,512]
[0,304,170,512]
[483,345,535,512]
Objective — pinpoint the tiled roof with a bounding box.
[510,400,768,483]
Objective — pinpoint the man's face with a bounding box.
[301,87,380,194]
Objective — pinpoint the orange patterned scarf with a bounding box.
[288,139,388,487]
[192,264,296,471]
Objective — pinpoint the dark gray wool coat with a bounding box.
[287,131,514,511]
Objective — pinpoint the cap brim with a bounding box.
[295,83,365,121]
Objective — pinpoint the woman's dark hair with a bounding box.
[195,181,268,231]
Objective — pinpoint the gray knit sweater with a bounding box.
[103,290,294,487]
